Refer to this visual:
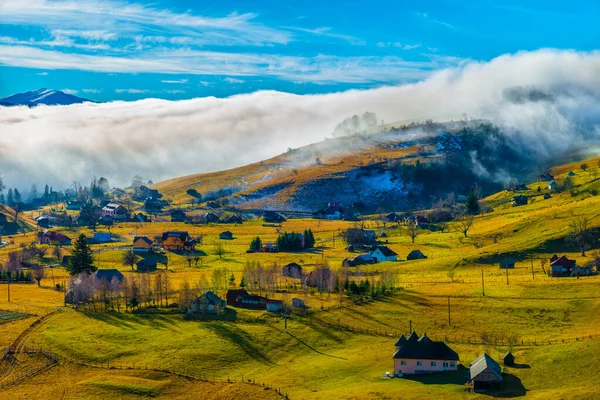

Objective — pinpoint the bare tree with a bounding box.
[569,216,592,256]
[406,222,419,243]
[32,264,44,287]
[122,249,139,270]
[213,241,225,259]
[455,215,475,238]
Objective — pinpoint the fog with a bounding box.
[2,48,600,190]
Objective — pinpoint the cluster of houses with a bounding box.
[132,231,196,253]
[390,332,511,391]
[343,246,427,267]
[500,254,594,277]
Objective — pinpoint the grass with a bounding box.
[2,157,600,398]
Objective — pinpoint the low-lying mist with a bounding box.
[1,48,600,191]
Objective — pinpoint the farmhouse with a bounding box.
[38,230,72,246]
[500,257,515,269]
[282,262,303,278]
[161,231,196,251]
[386,212,401,222]
[550,255,576,277]
[101,203,128,221]
[370,246,398,262]
[264,211,286,223]
[224,214,243,224]
[133,236,153,252]
[469,353,503,390]
[170,209,186,222]
[226,289,268,309]
[548,180,558,191]
[511,194,528,207]
[190,291,226,314]
[392,332,459,376]
[219,231,234,240]
[204,212,219,223]
[407,250,427,260]
[540,173,554,182]
[266,299,284,312]
[136,259,157,273]
[324,202,343,220]
[91,269,124,284]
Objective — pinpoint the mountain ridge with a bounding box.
[0,88,93,107]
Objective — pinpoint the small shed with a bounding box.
[503,351,515,367]
[407,249,427,260]
[347,244,355,252]
[469,353,503,390]
[568,171,575,176]
[266,299,284,312]
[137,259,157,273]
[292,298,306,308]
[219,231,233,240]
[511,194,528,207]
[500,257,515,269]
[543,193,552,199]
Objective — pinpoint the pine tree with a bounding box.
[6,189,13,206]
[465,188,480,215]
[44,184,49,198]
[68,234,96,275]
[13,188,21,204]
[240,276,247,288]
[228,273,236,287]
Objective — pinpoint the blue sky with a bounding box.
[0,0,598,101]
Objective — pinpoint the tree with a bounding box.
[240,276,247,288]
[569,216,592,256]
[229,273,236,287]
[249,236,262,252]
[456,215,475,238]
[32,264,44,287]
[465,188,480,215]
[0,171,5,195]
[67,234,96,275]
[563,176,575,196]
[581,163,589,173]
[122,249,139,270]
[13,188,21,204]
[29,184,38,200]
[53,246,62,262]
[406,222,419,243]
[6,189,13,206]
[213,241,225,259]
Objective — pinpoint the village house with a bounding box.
[262,243,276,253]
[203,212,220,223]
[161,231,196,251]
[91,269,124,284]
[292,298,306,309]
[282,262,303,278]
[136,259,157,273]
[170,209,186,222]
[264,211,286,223]
[392,332,459,376]
[133,236,153,252]
[66,200,83,210]
[93,232,111,244]
[550,255,576,277]
[500,257,515,269]
[571,265,592,277]
[101,203,128,221]
[324,202,343,220]
[386,212,401,223]
[370,245,398,262]
[219,231,234,240]
[343,253,377,267]
[38,230,72,246]
[223,214,243,224]
[511,194,528,207]
[226,289,268,309]
[469,353,503,390]
[407,249,427,260]
[548,180,558,191]
[190,291,226,314]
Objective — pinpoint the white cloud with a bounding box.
[35,71,49,76]
[2,50,600,191]
[82,89,102,93]
[224,77,245,84]
[377,42,422,50]
[115,89,150,94]
[161,79,189,84]
[62,88,78,94]
[0,45,463,84]
[285,26,365,46]
[164,90,185,94]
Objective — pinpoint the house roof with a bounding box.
[394,334,407,347]
[503,351,514,360]
[371,246,398,257]
[469,353,502,381]
[134,236,153,245]
[392,333,459,361]
[407,249,426,259]
[91,269,124,283]
[550,255,576,269]
[103,203,124,210]
[40,230,71,242]
[202,291,225,305]
[161,231,191,241]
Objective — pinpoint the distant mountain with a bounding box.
[0,88,93,107]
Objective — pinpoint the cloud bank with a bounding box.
[1,49,600,190]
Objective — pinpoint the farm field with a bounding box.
[1,159,600,399]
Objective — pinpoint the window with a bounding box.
[443,362,449,368]
[430,362,437,367]
[416,361,422,366]
[450,362,456,368]
[400,360,406,366]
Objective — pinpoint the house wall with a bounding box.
[371,249,397,262]
[394,358,457,375]
[163,237,184,250]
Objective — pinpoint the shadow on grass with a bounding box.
[203,323,274,365]
[479,373,528,398]
[286,331,347,360]
[403,365,469,385]
[83,311,180,332]
[185,308,238,322]
[507,363,530,369]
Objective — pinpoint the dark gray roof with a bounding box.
[91,269,124,283]
[469,353,502,381]
[393,333,458,361]
[371,245,397,257]
[394,334,407,347]
[134,236,153,245]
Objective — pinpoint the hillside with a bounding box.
[154,120,589,213]
[0,205,37,235]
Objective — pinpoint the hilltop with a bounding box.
[0,89,93,107]
[154,120,587,213]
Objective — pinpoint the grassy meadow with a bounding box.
[2,158,600,398]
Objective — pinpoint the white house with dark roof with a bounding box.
[370,245,398,262]
[392,331,459,376]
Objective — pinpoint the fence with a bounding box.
[0,347,59,391]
